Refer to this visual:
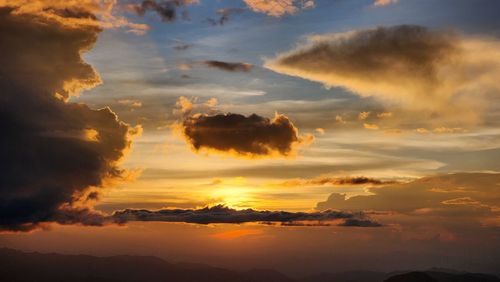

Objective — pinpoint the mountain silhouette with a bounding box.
[0,248,498,282]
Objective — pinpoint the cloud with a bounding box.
[316,173,500,217]
[265,25,500,119]
[243,0,315,17]
[202,60,253,72]
[173,42,193,51]
[113,205,381,227]
[128,0,198,23]
[0,7,137,231]
[206,7,245,26]
[273,176,399,187]
[0,0,148,33]
[178,112,313,158]
[373,0,399,7]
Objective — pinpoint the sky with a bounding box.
[1,0,499,276]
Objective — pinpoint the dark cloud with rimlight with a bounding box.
[0,6,137,231]
[180,113,312,157]
[113,205,381,227]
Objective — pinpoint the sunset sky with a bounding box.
[1,0,499,276]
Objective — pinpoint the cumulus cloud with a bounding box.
[178,112,313,157]
[265,25,500,119]
[202,60,253,72]
[0,6,138,231]
[0,0,148,32]
[113,205,381,227]
[243,0,315,17]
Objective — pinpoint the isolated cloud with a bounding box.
[265,25,500,115]
[243,0,315,17]
[202,60,253,72]
[373,0,399,6]
[275,176,399,187]
[0,6,137,231]
[179,113,312,157]
[113,205,381,227]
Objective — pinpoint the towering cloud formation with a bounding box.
[179,112,312,158]
[265,25,500,114]
[0,5,137,231]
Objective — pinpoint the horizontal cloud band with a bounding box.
[113,205,381,227]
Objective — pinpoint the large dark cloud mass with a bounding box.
[180,113,311,157]
[0,6,136,231]
[113,205,381,227]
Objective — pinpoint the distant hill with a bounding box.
[0,248,498,282]
[384,271,500,282]
[0,248,293,282]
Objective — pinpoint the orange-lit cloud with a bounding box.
[0,0,148,32]
[0,5,138,232]
[265,25,500,123]
[243,0,315,17]
[373,0,399,7]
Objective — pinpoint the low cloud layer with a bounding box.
[0,6,137,231]
[113,205,381,227]
[265,25,500,119]
[317,173,500,217]
[179,112,312,157]
[202,60,253,72]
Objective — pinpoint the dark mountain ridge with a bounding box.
[0,248,498,282]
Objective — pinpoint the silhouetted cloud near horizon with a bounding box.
[202,60,253,72]
[113,205,381,227]
[179,113,312,157]
[0,6,138,232]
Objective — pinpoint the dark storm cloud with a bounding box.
[180,113,312,157]
[0,7,136,231]
[113,205,381,227]
[202,60,253,72]
[129,0,196,22]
